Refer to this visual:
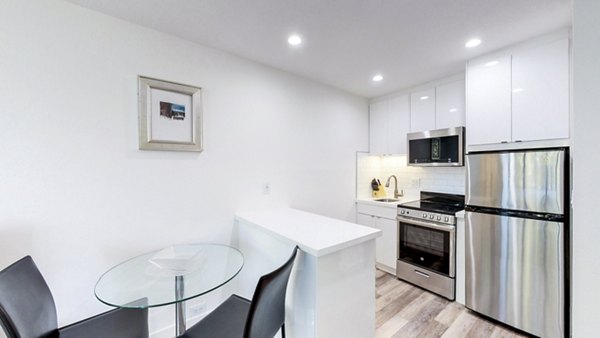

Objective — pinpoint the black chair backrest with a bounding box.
[0,256,58,338]
[243,246,298,338]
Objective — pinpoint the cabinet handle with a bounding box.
[515,140,523,143]
[501,141,508,144]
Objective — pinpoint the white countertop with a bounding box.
[235,208,381,257]
[356,197,406,208]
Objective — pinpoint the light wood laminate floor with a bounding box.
[375,269,531,338]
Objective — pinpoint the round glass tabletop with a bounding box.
[95,243,244,308]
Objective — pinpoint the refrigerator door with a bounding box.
[465,211,564,337]
[466,149,565,214]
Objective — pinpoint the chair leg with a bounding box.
[281,323,286,338]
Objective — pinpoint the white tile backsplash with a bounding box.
[356,153,381,199]
[356,154,465,200]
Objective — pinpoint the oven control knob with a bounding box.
[429,215,434,220]
[422,213,427,218]
[436,216,441,221]
[444,217,449,222]
[400,210,405,215]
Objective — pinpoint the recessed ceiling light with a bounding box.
[512,88,524,93]
[420,96,429,100]
[485,61,499,67]
[465,38,482,48]
[449,108,458,112]
[288,35,302,46]
[372,74,383,82]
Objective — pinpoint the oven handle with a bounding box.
[414,270,430,278]
[396,215,456,233]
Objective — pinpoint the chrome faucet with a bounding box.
[385,175,403,199]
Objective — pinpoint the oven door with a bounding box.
[397,216,455,277]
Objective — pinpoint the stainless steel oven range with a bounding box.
[396,191,464,300]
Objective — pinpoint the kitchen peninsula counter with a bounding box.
[234,208,380,338]
[235,208,381,256]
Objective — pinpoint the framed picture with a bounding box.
[138,76,203,152]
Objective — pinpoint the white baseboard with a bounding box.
[376,263,396,275]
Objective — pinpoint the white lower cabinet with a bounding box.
[376,217,397,270]
[356,204,397,273]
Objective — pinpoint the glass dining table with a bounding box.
[95,243,244,337]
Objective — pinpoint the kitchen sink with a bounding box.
[374,198,399,203]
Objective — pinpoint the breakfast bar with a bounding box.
[234,208,381,338]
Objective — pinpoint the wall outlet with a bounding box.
[409,178,420,188]
[189,302,207,318]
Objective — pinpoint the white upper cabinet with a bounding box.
[369,94,410,155]
[512,38,569,142]
[387,95,410,154]
[369,100,388,155]
[435,80,465,129]
[466,34,570,150]
[410,88,436,132]
[466,53,512,146]
[369,75,465,153]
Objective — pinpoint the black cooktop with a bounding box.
[399,191,465,215]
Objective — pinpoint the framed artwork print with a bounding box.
[138,76,203,152]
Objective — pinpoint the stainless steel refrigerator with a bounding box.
[465,148,569,338]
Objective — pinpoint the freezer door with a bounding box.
[465,211,564,338]
[466,149,565,214]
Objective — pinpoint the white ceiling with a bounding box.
[66,0,572,98]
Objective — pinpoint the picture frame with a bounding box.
[138,76,203,152]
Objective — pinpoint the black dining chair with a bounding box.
[181,246,299,338]
[0,256,149,338]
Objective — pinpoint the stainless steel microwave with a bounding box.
[407,127,465,167]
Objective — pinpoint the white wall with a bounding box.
[572,0,600,336]
[0,0,368,334]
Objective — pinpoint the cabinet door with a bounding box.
[466,54,512,145]
[387,95,410,154]
[512,38,569,142]
[410,88,436,132]
[369,100,388,154]
[377,217,398,270]
[436,80,465,129]
[356,213,375,228]
[357,213,384,265]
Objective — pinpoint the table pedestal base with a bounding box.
[175,275,186,337]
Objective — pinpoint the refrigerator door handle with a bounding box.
[465,205,565,222]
